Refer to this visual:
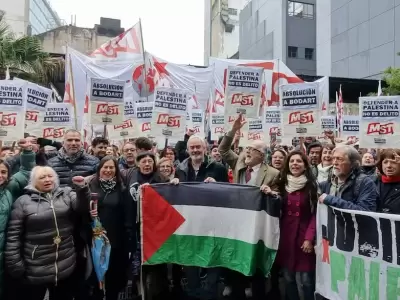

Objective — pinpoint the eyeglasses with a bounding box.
[246,146,262,154]
[124,148,136,153]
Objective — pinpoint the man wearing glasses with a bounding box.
[218,113,280,300]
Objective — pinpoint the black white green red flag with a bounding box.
[140,182,280,276]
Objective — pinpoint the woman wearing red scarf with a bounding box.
[376,149,400,214]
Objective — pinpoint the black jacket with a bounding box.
[87,177,133,252]
[175,156,229,183]
[48,153,99,188]
[376,178,400,214]
[5,185,90,285]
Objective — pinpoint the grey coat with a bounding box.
[5,184,90,285]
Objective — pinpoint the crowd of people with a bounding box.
[0,113,396,300]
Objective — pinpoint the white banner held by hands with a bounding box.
[89,78,125,125]
[224,65,263,118]
[134,102,153,137]
[280,82,321,138]
[359,96,400,148]
[341,115,360,140]
[0,80,27,140]
[25,83,52,136]
[151,87,189,139]
[42,103,73,140]
[210,113,225,141]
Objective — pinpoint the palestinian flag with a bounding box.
[140,182,280,276]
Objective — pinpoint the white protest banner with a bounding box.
[210,113,225,140]
[341,115,360,140]
[134,102,153,137]
[0,80,27,140]
[359,96,400,148]
[107,119,135,140]
[25,83,52,136]
[224,65,263,118]
[151,87,188,139]
[190,109,205,138]
[41,103,73,140]
[280,82,321,137]
[264,107,283,144]
[89,78,125,125]
[317,116,336,142]
[240,118,264,147]
[124,99,135,119]
[316,204,400,300]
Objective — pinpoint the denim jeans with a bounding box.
[282,269,315,300]
[184,267,220,299]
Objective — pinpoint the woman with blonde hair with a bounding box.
[5,166,90,300]
[157,157,175,180]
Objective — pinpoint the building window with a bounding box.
[305,48,314,60]
[288,46,298,58]
[228,8,238,15]
[288,1,315,19]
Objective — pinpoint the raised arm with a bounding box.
[218,114,247,170]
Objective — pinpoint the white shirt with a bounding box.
[250,163,261,181]
[240,163,261,185]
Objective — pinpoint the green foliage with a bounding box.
[0,14,63,84]
[381,52,400,96]
[382,66,400,96]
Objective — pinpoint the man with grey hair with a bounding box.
[48,129,99,188]
[318,145,377,211]
[174,134,228,300]
[218,113,280,300]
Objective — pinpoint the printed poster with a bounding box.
[89,78,125,125]
[25,83,52,136]
[224,65,263,118]
[107,119,135,140]
[41,103,73,140]
[264,107,282,144]
[239,118,264,147]
[124,99,135,119]
[210,114,225,141]
[280,82,321,138]
[0,80,27,140]
[150,87,189,139]
[318,116,336,142]
[189,109,205,138]
[341,115,360,140]
[134,102,153,137]
[359,96,400,148]
[316,204,400,300]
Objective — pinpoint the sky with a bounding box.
[50,0,205,66]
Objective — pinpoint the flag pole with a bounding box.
[68,51,78,129]
[139,18,149,102]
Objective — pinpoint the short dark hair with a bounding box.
[307,141,323,155]
[92,137,109,148]
[135,137,153,151]
[95,156,122,185]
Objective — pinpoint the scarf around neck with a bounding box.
[59,147,84,164]
[285,174,308,194]
[99,177,117,193]
[381,175,400,183]
[317,164,332,183]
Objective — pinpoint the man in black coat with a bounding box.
[175,135,228,300]
[48,129,99,187]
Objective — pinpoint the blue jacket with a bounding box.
[319,171,377,211]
